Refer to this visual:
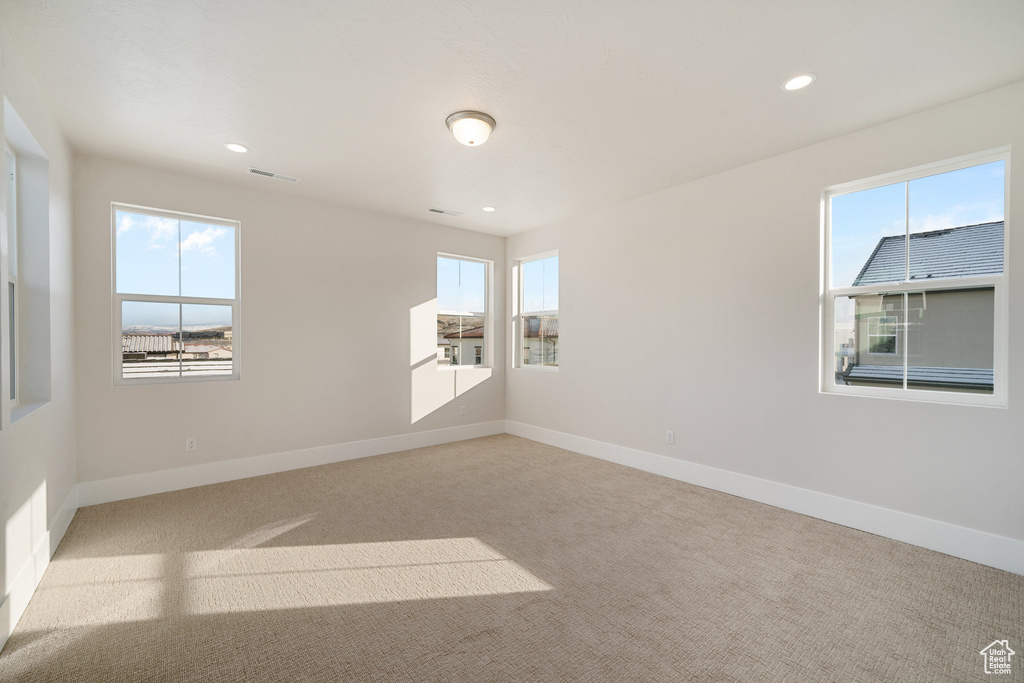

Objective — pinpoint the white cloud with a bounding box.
[909,201,1003,233]
[180,226,227,256]
[118,214,178,247]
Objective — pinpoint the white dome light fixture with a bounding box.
[783,73,816,91]
[446,111,496,146]
[224,142,249,153]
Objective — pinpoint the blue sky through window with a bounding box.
[523,255,558,312]
[831,160,1004,288]
[437,256,485,313]
[116,210,235,327]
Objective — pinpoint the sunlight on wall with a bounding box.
[3,479,46,638]
[410,300,491,423]
[16,537,551,628]
[5,482,43,592]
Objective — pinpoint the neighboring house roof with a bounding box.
[845,365,994,391]
[524,317,558,339]
[122,334,174,353]
[123,335,230,354]
[446,326,485,339]
[852,221,1003,286]
[436,337,451,346]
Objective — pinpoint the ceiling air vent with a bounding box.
[248,167,300,183]
[428,208,462,216]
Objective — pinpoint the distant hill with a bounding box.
[437,314,484,338]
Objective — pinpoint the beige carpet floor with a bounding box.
[1,434,1020,682]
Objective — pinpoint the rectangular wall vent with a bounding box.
[428,208,462,216]
[248,167,300,183]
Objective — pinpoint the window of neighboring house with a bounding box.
[867,316,898,354]
[437,254,489,367]
[823,150,1007,405]
[515,252,558,368]
[113,204,240,383]
[5,146,17,404]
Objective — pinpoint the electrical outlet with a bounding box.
[185,437,197,452]
[459,405,466,416]
[665,430,674,445]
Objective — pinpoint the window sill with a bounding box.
[114,374,240,386]
[820,385,1005,409]
[516,364,559,373]
[11,400,49,423]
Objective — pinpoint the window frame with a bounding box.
[5,145,18,406]
[436,252,492,370]
[821,148,1009,407]
[514,250,559,371]
[111,202,241,386]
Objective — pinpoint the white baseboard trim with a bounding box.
[79,420,507,507]
[1,485,79,653]
[505,420,1024,576]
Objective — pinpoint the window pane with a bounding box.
[8,281,15,399]
[460,259,485,313]
[121,301,180,379]
[181,221,236,299]
[461,315,485,366]
[115,210,179,296]
[831,182,905,288]
[523,314,558,366]
[181,304,233,377]
[522,259,544,312]
[437,257,460,312]
[6,149,16,280]
[838,294,905,389]
[543,256,559,311]
[437,314,484,366]
[906,288,993,395]
[908,161,1004,281]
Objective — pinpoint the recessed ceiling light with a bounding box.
[224,142,249,153]
[482,206,496,212]
[783,74,816,91]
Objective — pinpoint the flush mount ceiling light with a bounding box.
[482,206,496,212]
[782,73,816,91]
[224,142,249,153]
[445,111,496,146]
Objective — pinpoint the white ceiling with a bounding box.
[2,1,1024,236]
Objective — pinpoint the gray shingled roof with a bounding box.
[122,334,175,353]
[524,316,558,338]
[852,221,1003,286]
[845,365,993,390]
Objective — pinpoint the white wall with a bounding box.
[506,81,1024,545]
[0,21,77,646]
[74,156,505,485]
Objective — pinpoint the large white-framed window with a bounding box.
[437,253,490,367]
[514,251,559,369]
[4,146,18,405]
[112,203,240,384]
[822,149,1008,406]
